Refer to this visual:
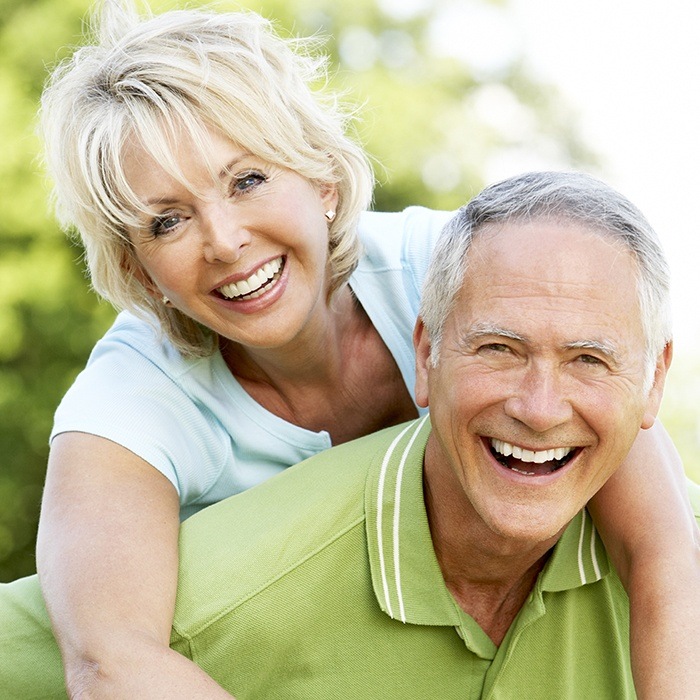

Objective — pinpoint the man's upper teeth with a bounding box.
[218,257,282,299]
[491,439,572,464]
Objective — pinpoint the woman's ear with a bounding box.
[121,249,160,300]
[319,183,339,216]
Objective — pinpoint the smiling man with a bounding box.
[413,176,674,654]
[418,201,669,551]
[2,171,698,699]
[159,171,692,699]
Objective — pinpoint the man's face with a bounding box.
[415,219,669,546]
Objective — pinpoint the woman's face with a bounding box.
[123,127,338,352]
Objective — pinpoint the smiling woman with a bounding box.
[43,4,371,360]
[121,128,338,355]
[0,2,697,699]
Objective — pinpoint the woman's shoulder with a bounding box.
[80,310,224,392]
[51,311,234,506]
[93,310,187,365]
[357,207,455,269]
[54,310,225,443]
[358,206,454,242]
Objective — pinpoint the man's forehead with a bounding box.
[464,219,636,287]
[469,217,629,260]
[450,220,645,346]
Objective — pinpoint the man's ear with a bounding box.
[413,317,432,409]
[641,341,673,430]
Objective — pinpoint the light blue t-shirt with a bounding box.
[50,207,453,520]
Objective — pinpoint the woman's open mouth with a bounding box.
[216,256,285,301]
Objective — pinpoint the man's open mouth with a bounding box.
[489,438,578,476]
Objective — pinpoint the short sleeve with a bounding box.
[50,314,230,507]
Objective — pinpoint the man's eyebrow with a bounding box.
[459,326,622,362]
[564,339,621,362]
[459,323,528,345]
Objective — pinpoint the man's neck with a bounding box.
[423,438,560,645]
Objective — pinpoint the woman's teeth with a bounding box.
[218,257,283,300]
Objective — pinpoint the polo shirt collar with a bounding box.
[540,506,610,591]
[365,415,459,626]
[365,415,611,628]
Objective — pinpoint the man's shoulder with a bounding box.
[173,421,419,634]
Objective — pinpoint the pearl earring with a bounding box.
[162,295,170,305]
[324,210,336,222]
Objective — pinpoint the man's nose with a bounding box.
[503,361,573,433]
[200,201,252,264]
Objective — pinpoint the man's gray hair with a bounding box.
[419,171,672,386]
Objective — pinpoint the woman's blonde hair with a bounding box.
[40,0,374,355]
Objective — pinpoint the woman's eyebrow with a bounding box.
[218,155,253,180]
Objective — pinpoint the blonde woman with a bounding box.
[0,1,697,698]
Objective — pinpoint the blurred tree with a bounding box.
[0,0,118,581]
[0,0,608,582]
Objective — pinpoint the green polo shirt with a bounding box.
[170,416,654,699]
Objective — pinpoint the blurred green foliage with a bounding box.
[660,356,700,484]
[1,0,696,582]
[0,0,119,580]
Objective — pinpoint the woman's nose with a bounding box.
[200,201,252,264]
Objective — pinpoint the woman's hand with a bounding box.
[37,432,235,699]
[588,421,700,699]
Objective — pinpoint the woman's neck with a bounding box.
[219,285,418,444]
[220,285,363,391]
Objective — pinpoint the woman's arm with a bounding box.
[588,421,700,699]
[37,432,235,699]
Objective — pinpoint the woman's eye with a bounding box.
[151,214,182,236]
[231,171,267,194]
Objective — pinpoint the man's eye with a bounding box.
[481,343,510,353]
[576,354,609,370]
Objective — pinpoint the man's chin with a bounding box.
[478,501,572,552]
